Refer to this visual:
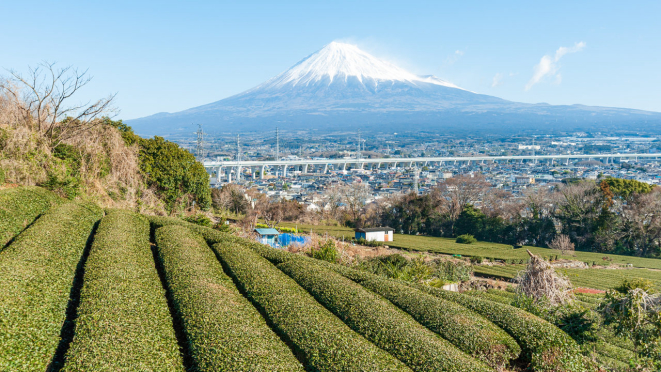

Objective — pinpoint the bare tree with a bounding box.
[340,182,371,226]
[516,250,573,305]
[0,62,116,147]
[431,174,490,220]
[548,234,575,256]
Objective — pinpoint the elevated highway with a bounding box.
[203,153,661,183]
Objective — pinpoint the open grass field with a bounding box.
[281,222,661,291]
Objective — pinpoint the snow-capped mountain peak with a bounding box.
[257,41,462,90]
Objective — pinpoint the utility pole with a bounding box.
[195,124,205,159]
[357,129,361,160]
[275,127,279,161]
[236,134,241,182]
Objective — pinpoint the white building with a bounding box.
[354,227,394,242]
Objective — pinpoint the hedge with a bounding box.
[412,284,592,372]
[0,186,62,249]
[61,210,184,371]
[212,241,411,372]
[155,225,303,371]
[0,201,102,371]
[276,259,493,372]
[326,266,519,369]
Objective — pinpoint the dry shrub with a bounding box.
[548,234,575,256]
[515,250,573,305]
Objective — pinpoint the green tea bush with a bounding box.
[155,225,303,371]
[182,213,212,227]
[309,239,339,263]
[456,234,477,244]
[0,167,5,184]
[315,265,520,369]
[470,255,484,264]
[212,242,410,372]
[0,201,102,371]
[62,210,184,371]
[276,259,492,372]
[0,186,62,249]
[414,285,592,372]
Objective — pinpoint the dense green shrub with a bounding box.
[182,213,213,227]
[0,167,5,184]
[139,136,211,211]
[471,255,484,264]
[355,237,385,247]
[212,242,410,372]
[0,186,62,249]
[0,202,102,371]
[456,234,477,244]
[155,225,303,371]
[62,210,184,371]
[276,259,492,372]
[413,284,592,372]
[314,264,519,368]
[309,239,339,263]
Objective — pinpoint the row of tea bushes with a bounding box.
[212,241,411,372]
[0,202,102,371]
[0,186,62,249]
[276,259,493,372]
[155,225,304,371]
[62,210,184,371]
[413,285,592,372]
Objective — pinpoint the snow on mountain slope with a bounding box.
[128,42,661,135]
[252,42,463,91]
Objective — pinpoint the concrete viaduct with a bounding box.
[203,153,661,183]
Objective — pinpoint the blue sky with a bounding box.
[1,1,660,119]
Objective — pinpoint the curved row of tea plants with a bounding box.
[0,186,62,249]
[413,284,591,372]
[212,241,411,372]
[155,225,304,371]
[62,210,184,371]
[321,263,520,369]
[0,202,102,371]
[276,259,493,372]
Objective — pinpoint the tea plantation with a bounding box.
[0,186,624,371]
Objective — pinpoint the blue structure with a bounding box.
[255,228,279,247]
[278,233,309,248]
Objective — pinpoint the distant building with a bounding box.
[514,175,535,184]
[518,145,541,150]
[355,227,394,242]
[255,228,279,246]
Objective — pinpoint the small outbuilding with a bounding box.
[354,227,394,242]
[255,228,279,247]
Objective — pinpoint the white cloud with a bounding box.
[492,73,504,87]
[525,42,585,91]
[445,50,465,65]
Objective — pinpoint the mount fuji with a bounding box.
[129,42,661,135]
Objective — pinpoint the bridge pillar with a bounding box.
[227,170,232,183]
[216,167,223,183]
[283,165,287,177]
[324,164,328,174]
[261,165,265,179]
[359,162,364,169]
[237,166,242,182]
[343,163,347,171]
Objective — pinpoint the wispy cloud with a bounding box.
[525,42,585,91]
[445,50,464,65]
[492,72,516,88]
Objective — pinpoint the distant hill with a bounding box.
[128,42,661,136]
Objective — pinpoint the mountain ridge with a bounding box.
[128,42,661,136]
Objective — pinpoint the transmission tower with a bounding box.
[195,124,205,159]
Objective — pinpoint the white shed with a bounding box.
[354,227,394,242]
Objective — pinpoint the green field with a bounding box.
[474,264,661,291]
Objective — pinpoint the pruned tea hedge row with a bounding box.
[413,284,592,372]
[62,210,184,371]
[328,266,520,369]
[212,241,411,372]
[0,186,62,249]
[0,202,102,371]
[155,225,304,371]
[276,259,493,372]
